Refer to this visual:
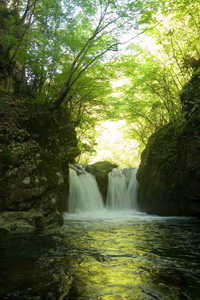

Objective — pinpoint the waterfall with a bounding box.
[68,168,104,213]
[68,165,139,214]
[127,167,139,210]
[106,169,128,210]
[107,168,139,211]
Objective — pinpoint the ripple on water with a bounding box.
[0,212,200,299]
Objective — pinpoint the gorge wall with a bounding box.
[137,72,200,217]
[0,97,80,232]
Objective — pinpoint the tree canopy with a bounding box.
[1,0,200,165]
[105,0,200,149]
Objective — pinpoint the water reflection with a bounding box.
[0,214,200,299]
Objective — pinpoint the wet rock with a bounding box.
[0,212,45,233]
[45,209,64,227]
[86,161,118,201]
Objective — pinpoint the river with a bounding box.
[0,210,200,300]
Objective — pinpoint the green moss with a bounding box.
[87,161,118,174]
[142,124,179,188]
[0,149,12,164]
[38,152,62,187]
[0,132,8,143]
[180,70,200,120]
[149,125,177,160]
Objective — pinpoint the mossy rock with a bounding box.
[137,121,200,217]
[0,149,12,164]
[86,161,118,201]
[180,71,200,119]
[86,161,118,175]
[0,102,80,228]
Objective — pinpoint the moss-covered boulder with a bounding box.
[137,122,200,216]
[86,161,118,201]
[0,212,45,233]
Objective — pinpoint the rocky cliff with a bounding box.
[137,72,200,217]
[0,95,80,232]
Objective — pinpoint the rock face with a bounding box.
[0,105,80,232]
[137,72,200,217]
[137,121,200,217]
[85,161,118,202]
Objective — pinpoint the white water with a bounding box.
[68,168,104,213]
[127,167,139,210]
[68,166,139,214]
[106,168,139,211]
[106,169,128,210]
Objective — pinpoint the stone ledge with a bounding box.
[0,211,45,233]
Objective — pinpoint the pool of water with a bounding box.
[0,211,200,299]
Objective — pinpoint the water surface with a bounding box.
[0,211,200,299]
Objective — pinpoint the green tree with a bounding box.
[107,0,200,148]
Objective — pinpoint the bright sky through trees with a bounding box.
[88,35,160,167]
[81,120,140,167]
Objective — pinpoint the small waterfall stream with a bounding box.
[106,168,139,211]
[68,165,139,214]
[106,169,129,210]
[127,168,139,210]
[68,168,104,213]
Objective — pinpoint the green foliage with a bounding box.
[148,124,178,169]
[0,149,12,164]
[180,69,200,120]
[1,0,200,164]
[103,0,200,152]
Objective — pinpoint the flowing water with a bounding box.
[0,212,200,299]
[1,169,200,299]
[68,168,104,213]
[107,169,129,210]
[127,168,139,210]
[106,167,139,210]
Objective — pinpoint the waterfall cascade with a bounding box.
[106,169,128,210]
[68,165,139,214]
[68,167,104,213]
[106,168,138,211]
[127,168,139,210]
